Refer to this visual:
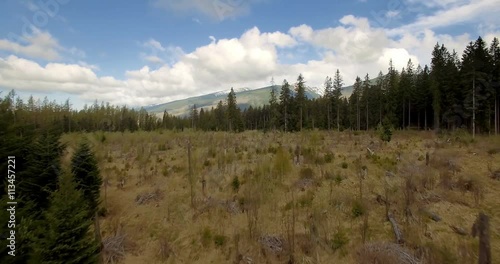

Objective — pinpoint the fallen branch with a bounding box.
[366,147,375,156]
[388,212,404,244]
[357,242,421,264]
[420,208,441,222]
[450,225,468,236]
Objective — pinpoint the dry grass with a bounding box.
[60,130,500,264]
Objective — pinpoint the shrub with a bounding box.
[231,176,240,193]
[377,119,392,142]
[213,235,227,247]
[201,227,212,247]
[97,207,108,217]
[324,152,334,163]
[351,200,365,218]
[158,143,167,151]
[299,167,315,179]
[331,228,349,251]
[340,162,348,169]
[207,147,217,158]
[487,148,500,155]
[297,190,315,208]
[268,145,277,154]
[334,173,343,185]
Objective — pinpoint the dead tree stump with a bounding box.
[472,212,491,264]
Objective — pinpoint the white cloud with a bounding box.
[390,0,500,34]
[144,39,166,52]
[152,0,262,20]
[140,39,185,65]
[0,10,497,107]
[290,16,389,63]
[386,10,400,18]
[144,56,164,64]
[0,28,61,60]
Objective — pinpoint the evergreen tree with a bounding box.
[323,76,334,130]
[279,79,292,132]
[333,69,344,131]
[227,88,242,132]
[362,73,371,130]
[190,104,198,130]
[18,131,64,214]
[490,37,500,135]
[386,59,400,128]
[71,141,102,218]
[349,76,363,130]
[269,79,280,130]
[32,173,99,264]
[295,74,306,131]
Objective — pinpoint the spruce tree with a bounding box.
[333,69,344,131]
[71,140,102,219]
[279,79,292,131]
[295,74,306,131]
[323,76,333,130]
[32,173,99,264]
[18,131,64,213]
[269,81,280,130]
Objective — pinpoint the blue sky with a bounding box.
[0,0,499,108]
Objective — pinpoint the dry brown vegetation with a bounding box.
[61,130,500,264]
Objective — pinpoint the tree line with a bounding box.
[1,36,499,135]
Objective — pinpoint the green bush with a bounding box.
[351,200,365,218]
[231,176,240,193]
[299,167,315,179]
[340,162,348,169]
[377,120,392,142]
[324,151,334,163]
[213,235,227,247]
[331,228,349,251]
[201,227,212,247]
[334,173,343,185]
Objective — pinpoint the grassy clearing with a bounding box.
[61,130,500,264]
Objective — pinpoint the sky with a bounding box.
[0,0,499,109]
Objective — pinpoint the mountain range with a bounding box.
[144,81,363,117]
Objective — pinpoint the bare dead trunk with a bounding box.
[472,213,491,264]
[366,100,369,130]
[408,100,411,129]
[388,212,404,244]
[495,97,498,136]
[402,101,405,130]
[425,108,428,130]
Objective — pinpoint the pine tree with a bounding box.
[323,76,334,130]
[295,74,306,131]
[71,140,102,219]
[386,59,400,128]
[362,74,371,130]
[350,76,363,130]
[279,79,292,132]
[32,172,99,264]
[269,79,280,130]
[490,37,500,135]
[190,104,198,130]
[215,100,225,131]
[227,88,242,132]
[333,69,344,131]
[18,131,64,214]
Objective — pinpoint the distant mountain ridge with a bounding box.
[144,85,322,117]
[144,76,382,117]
